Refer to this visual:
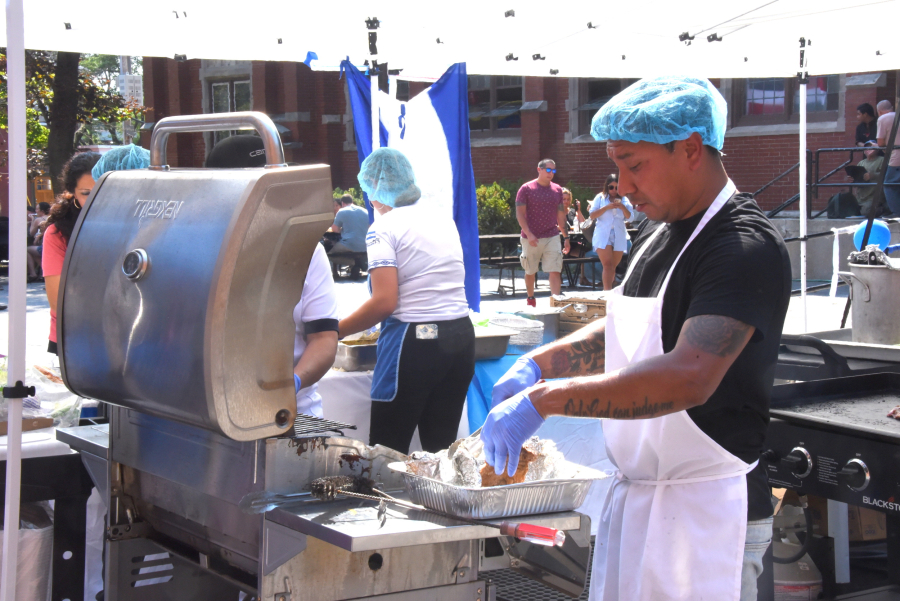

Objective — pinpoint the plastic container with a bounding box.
[489,315,543,354]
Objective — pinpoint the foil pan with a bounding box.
[388,461,608,519]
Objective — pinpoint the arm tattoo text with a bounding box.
[683,315,752,358]
[563,396,675,419]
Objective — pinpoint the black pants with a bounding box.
[369,316,475,454]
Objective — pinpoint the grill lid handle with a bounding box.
[149,111,287,170]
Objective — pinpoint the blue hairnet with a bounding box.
[91,144,151,179]
[591,76,727,150]
[357,147,421,208]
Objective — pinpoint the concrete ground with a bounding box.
[0,267,852,368]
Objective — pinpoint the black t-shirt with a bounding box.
[857,120,878,145]
[623,193,791,520]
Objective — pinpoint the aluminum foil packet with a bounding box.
[404,436,570,488]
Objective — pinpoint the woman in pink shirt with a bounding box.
[41,152,100,354]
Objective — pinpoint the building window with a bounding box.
[567,78,634,141]
[468,75,522,136]
[735,76,839,126]
[210,79,251,145]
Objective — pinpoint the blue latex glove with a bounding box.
[491,356,541,408]
[294,374,302,393]
[481,391,545,477]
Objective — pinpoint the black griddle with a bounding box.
[771,373,900,445]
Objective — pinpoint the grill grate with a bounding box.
[293,413,357,437]
[489,540,594,601]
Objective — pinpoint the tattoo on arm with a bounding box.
[548,329,605,377]
[563,396,675,419]
[683,315,753,358]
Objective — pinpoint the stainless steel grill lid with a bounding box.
[58,113,334,441]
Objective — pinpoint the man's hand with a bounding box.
[493,357,542,407]
[527,236,539,247]
[864,172,871,182]
[481,391,545,477]
[563,238,571,255]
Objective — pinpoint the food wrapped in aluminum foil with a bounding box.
[404,436,569,488]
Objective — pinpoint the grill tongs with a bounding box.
[240,429,565,548]
[240,479,565,547]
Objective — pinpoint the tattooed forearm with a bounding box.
[682,315,752,358]
[548,330,605,377]
[563,396,675,419]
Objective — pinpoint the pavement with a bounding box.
[0,267,852,370]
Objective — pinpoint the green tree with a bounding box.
[0,51,146,189]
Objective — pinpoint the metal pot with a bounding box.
[839,264,900,345]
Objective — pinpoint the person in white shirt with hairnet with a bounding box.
[339,147,474,454]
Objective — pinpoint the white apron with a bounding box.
[591,181,758,601]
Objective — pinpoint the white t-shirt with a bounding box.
[292,243,339,417]
[365,203,469,322]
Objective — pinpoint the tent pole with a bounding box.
[370,57,379,150]
[371,68,379,150]
[1,0,28,599]
[798,40,808,333]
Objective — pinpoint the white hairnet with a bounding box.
[357,147,421,208]
[591,76,727,150]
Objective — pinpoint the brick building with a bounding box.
[141,57,897,212]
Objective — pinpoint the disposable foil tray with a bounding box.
[388,461,607,519]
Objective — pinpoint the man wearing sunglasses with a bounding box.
[515,158,570,306]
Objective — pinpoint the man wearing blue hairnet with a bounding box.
[481,76,791,601]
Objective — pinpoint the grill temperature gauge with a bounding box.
[123,249,150,281]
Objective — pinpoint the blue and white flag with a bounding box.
[341,60,480,312]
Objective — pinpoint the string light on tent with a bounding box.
[550,69,559,75]
[506,53,518,61]
[587,22,597,29]
[707,33,722,42]
[532,54,545,61]
[505,9,515,17]
[63,22,71,29]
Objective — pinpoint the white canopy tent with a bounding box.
[2,1,899,598]
[1,0,898,77]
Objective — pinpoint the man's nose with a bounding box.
[617,172,634,196]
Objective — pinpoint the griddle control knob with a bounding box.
[782,447,813,479]
[122,249,150,281]
[838,458,870,491]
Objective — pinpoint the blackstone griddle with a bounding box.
[54,112,592,601]
[764,373,900,599]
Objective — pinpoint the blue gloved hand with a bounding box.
[491,356,541,408]
[481,391,545,477]
[294,374,302,393]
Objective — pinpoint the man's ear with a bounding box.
[682,132,706,171]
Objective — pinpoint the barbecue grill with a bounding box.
[55,112,592,601]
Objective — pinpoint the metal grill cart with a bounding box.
[54,112,592,601]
